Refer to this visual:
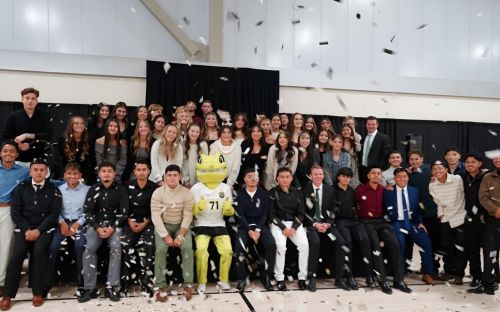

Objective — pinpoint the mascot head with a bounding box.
[196,153,228,189]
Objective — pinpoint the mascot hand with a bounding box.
[222,200,235,216]
[193,197,207,217]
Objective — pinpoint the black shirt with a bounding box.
[333,184,357,220]
[269,186,305,230]
[461,172,485,220]
[11,179,62,232]
[238,140,270,187]
[57,136,96,185]
[125,179,157,222]
[84,182,129,229]
[294,149,321,188]
[2,107,53,162]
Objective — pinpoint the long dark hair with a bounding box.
[297,131,314,161]
[274,130,295,165]
[232,112,249,139]
[90,102,109,127]
[103,118,123,159]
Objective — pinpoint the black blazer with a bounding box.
[301,182,336,228]
[360,131,391,170]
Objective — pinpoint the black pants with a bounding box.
[423,216,441,274]
[440,222,466,277]
[482,217,500,287]
[336,219,373,279]
[361,219,402,282]
[235,227,276,280]
[4,231,52,297]
[464,217,484,280]
[307,226,346,280]
[121,223,155,288]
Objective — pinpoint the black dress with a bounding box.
[237,140,270,188]
[293,149,321,188]
[58,136,96,184]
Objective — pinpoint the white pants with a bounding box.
[0,207,14,286]
[271,222,309,281]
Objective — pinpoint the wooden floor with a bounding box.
[7,274,500,312]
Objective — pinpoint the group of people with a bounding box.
[0,87,499,310]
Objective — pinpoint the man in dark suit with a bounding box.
[383,168,434,285]
[302,165,348,292]
[360,116,391,183]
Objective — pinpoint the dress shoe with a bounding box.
[347,277,359,290]
[437,273,454,281]
[237,280,247,292]
[276,280,287,291]
[77,289,98,303]
[452,276,463,285]
[298,280,307,290]
[0,287,4,298]
[32,295,44,307]
[469,278,481,288]
[0,296,12,311]
[104,287,120,302]
[183,287,192,301]
[307,278,316,292]
[421,274,434,285]
[467,285,494,295]
[378,280,393,294]
[365,277,375,287]
[155,288,168,302]
[393,281,412,293]
[261,276,274,291]
[335,278,350,291]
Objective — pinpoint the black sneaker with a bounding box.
[393,281,412,293]
[276,281,287,291]
[104,287,120,302]
[335,278,350,291]
[347,277,359,290]
[77,289,98,303]
[237,280,246,292]
[378,280,393,294]
[298,280,307,290]
[467,285,494,295]
[307,278,316,292]
[261,276,274,291]
[469,278,481,288]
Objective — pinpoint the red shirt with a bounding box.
[354,183,384,219]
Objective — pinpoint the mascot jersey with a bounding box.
[191,182,233,228]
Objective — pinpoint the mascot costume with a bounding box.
[191,154,234,293]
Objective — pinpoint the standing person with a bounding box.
[185,100,204,126]
[200,100,214,118]
[407,150,440,275]
[468,156,500,295]
[147,104,163,123]
[429,161,467,285]
[289,113,304,144]
[0,159,61,310]
[209,126,242,188]
[2,87,53,165]
[315,129,332,166]
[78,162,128,303]
[381,151,404,187]
[294,132,321,189]
[342,116,362,145]
[341,124,361,154]
[234,169,276,292]
[461,152,487,287]
[151,115,166,142]
[270,114,282,140]
[111,102,129,142]
[319,117,335,134]
[182,123,209,189]
[174,106,192,142]
[124,119,152,181]
[360,116,391,182]
[0,142,29,299]
[151,164,194,301]
[303,116,317,140]
[355,166,411,294]
[203,112,220,146]
[258,118,276,145]
[383,168,434,285]
[444,146,465,175]
[323,134,359,188]
[46,163,90,295]
[302,166,348,292]
[121,161,157,296]
[150,124,183,185]
[269,167,309,291]
[58,116,95,184]
[87,103,110,143]
[264,131,298,190]
[95,118,128,181]
[333,167,372,290]
[238,126,270,187]
[279,113,289,131]
[233,113,249,144]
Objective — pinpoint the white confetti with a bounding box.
[488,130,498,136]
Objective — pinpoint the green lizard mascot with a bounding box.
[191,154,235,293]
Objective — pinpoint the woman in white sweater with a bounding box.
[182,123,208,188]
[209,125,242,188]
[150,124,184,185]
[264,130,298,190]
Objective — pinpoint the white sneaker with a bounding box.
[197,284,206,294]
[217,281,231,291]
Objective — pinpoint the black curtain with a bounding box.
[297,114,500,170]
[145,61,280,122]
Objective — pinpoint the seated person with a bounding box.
[191,154,234,293]
[78,162,128,303]
[302,165,348,292]
[151,164,194,301]
[46,162,90,295]
[234,169,276,292]
[121,161,157,296]
[0,159,61,310]
[383,168,434,285]
[269,167,309,291]
[355,165,411,294]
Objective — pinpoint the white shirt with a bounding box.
[362,130,377,166]
[32,179,46,191]
[312,183,323,218]
[191,182,233,228]
[396,185,410,221]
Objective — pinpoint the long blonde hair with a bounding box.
[159,124,181,160]
[131,120,152,156]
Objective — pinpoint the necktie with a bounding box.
[362,134,373,166]
[35,184,42,193]
[314,188,322,221]
[401,189,411,230]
